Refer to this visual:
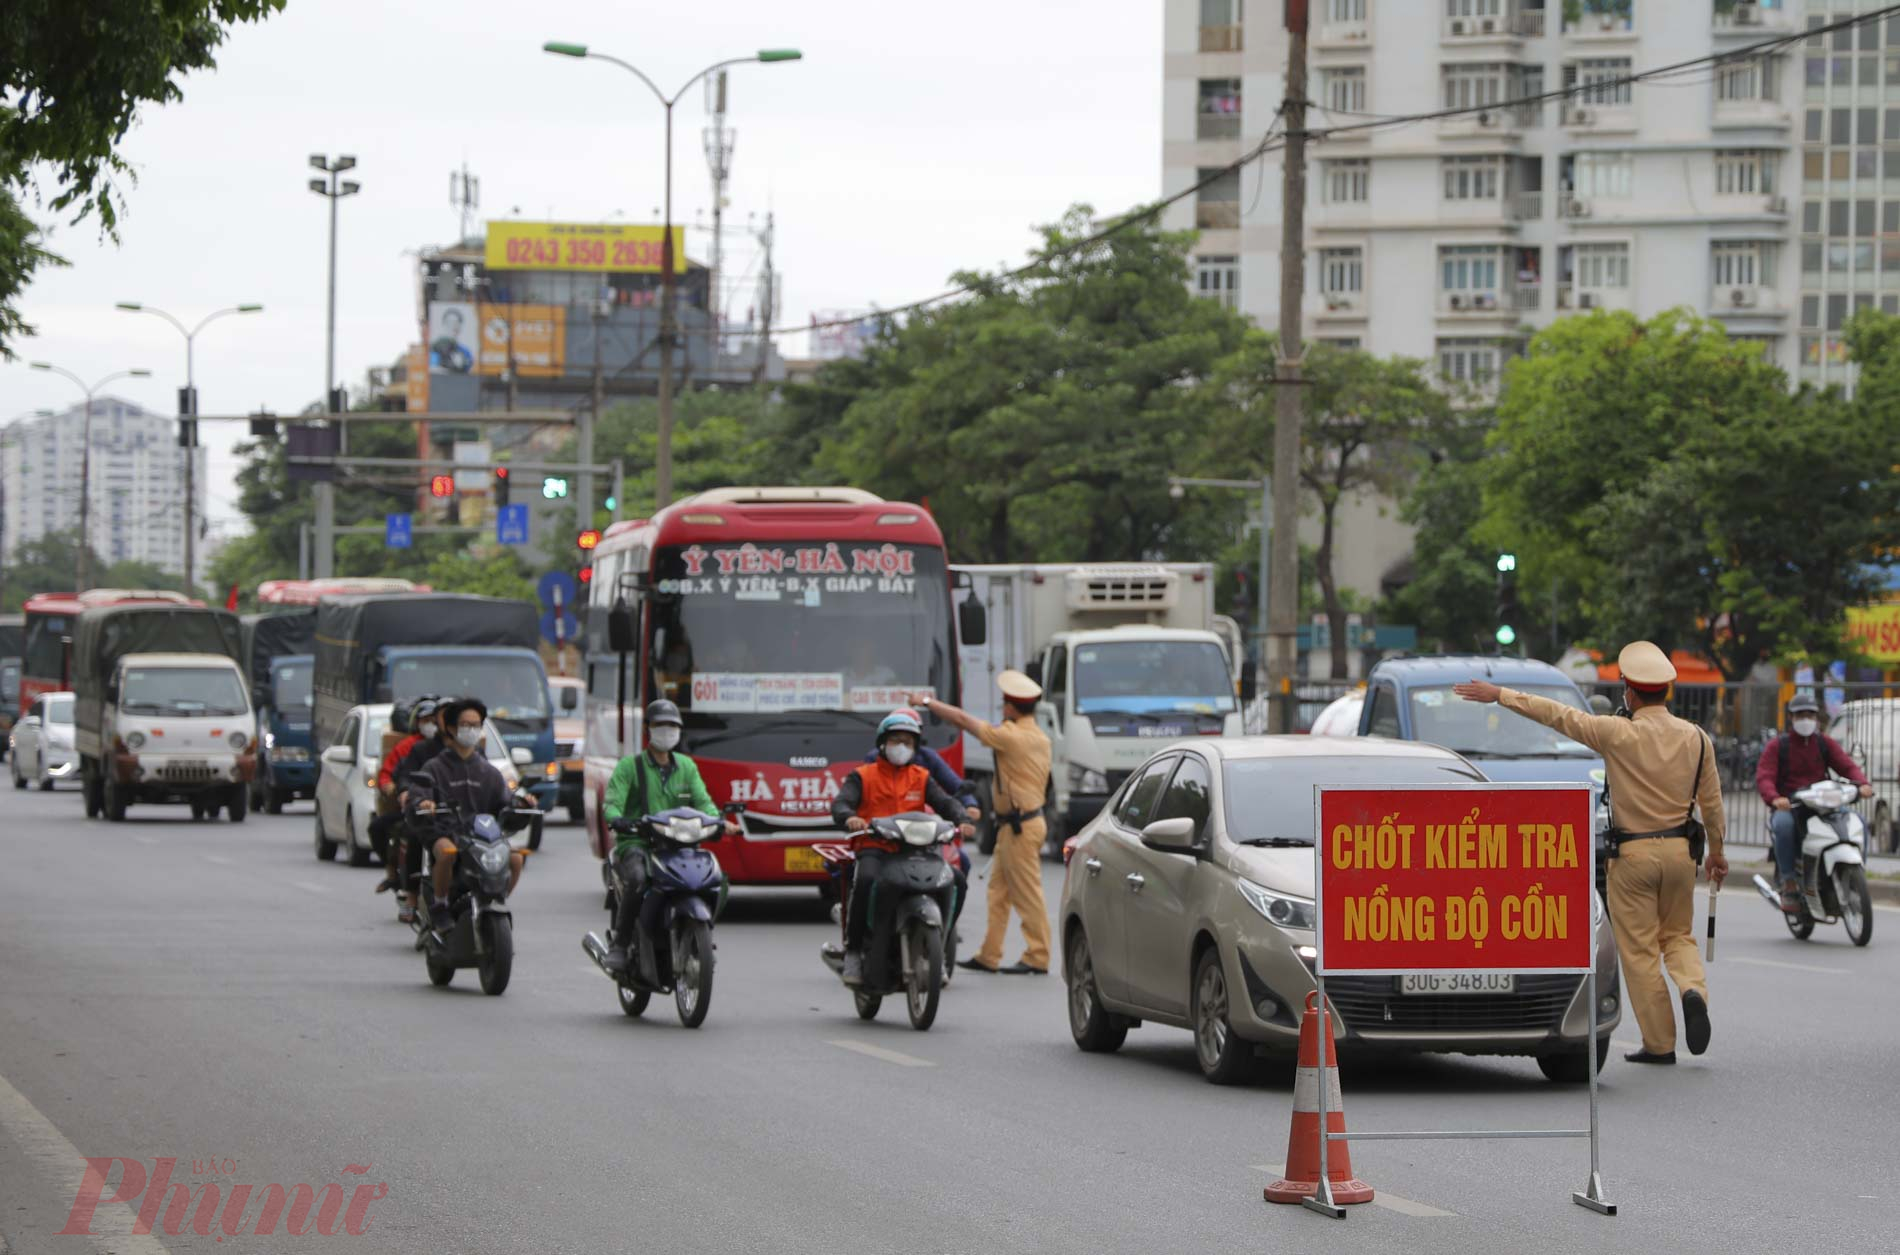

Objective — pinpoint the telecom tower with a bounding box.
[703,71,734,354]
[451,163,480,243]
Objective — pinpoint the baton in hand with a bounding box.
[1706,879,1718,961]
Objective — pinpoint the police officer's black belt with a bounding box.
[996,808,1033,835]
[1607,825,1691,845]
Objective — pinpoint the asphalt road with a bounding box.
[3,785,1897,1255]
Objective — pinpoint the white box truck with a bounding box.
[951,563,1249,850]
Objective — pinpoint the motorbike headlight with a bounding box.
[667,817,708,844]
[475,843,510,873]
[264,730,277,750]
[228,731,249,750]
[1237,878,1316,930]
[125,732,145,750]
[1068,763,1108,793]
[897,818,941,846]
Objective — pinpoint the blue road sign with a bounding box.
[540,607,581,646]
[537,570,578,610]
[496,503,530,546]
[385,513,413,549]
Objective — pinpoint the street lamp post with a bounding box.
[542,42,801,510]
[29,363,154,591]
[114,302,264,592]
[1170,474,1272,689]
[308,155,361,579]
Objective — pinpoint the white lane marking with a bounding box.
[202,854,234,866]
[0,1069,174,1254]
[131,835,157,846]
[1252,1164,1455,1217]
[1731,955,1844,975]
[827,1039,935,1068]
[290,880,329,895]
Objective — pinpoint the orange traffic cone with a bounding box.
[1265,991,1374,1207]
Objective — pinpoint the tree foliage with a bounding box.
[1,528,202,611]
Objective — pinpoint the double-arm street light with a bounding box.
[29,363,154,592]
[542,41,801,510]
[1170,474,1272,685]
[114,302,264,591]
[307,155,361,579]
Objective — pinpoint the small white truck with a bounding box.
[951,564,1248,850]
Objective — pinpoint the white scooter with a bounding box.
[1752,779,1874,946]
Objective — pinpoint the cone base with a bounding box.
[1264,1177,1375,1206]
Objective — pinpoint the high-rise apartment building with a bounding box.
[0,398,203,577]
[1163,0,1895,392]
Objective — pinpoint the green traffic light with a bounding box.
[1495,624,1518,646]
[1496,553,1517,573]
[604,495,617,511]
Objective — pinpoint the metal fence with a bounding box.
[1583,682,1900,854]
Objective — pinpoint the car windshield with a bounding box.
[1222,754,1485,844]
[364,713,388,747]
[121,667,248,717]
[45,696,74,725]
[273,662,313,710]
[387,656,550,731]
[1073,641,1236,716]
[1408,684,1595,757]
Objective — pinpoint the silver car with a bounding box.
[1059,736,1621,1085]
[8,692,77,790]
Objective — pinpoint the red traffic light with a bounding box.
[429,475,454,498]
[576,529,602,551]
[578,567,594,585]
[494,466,509,479]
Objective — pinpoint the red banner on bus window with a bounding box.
[1314,785,1594,975]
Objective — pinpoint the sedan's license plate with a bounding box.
[1398,973,1515,996]
[784,847,826,874]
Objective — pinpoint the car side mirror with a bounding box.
[321,744,355,766]
[1240,666,1259,705]
[510,747,533,767]
[957,591,987,646]
[1140,816,1199,854]
[609,596,637,654]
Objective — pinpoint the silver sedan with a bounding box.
[1058,735,1621,1084]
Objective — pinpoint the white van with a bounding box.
[88,652,256,822]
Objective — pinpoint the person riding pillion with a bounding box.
[829,709,972,986]
[1757,692,1873,914]
[601,700,737,981]
[408,697,530,924]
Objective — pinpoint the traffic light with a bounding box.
[541,476,569,500]
[1495,552,1520,649]
[603,494,617,512]
[494,466,511,507]
[577,566,594,586]
[429,474,455,498]
[577,528,602,552]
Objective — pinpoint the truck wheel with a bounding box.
[227,786,248,823]
[566,803,584,825]
[103,775,128,823]
[83,768,102,819]
[265,786,285,816]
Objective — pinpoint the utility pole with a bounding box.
[308,155,361,579]
[583,280,604,528]
[704,70,734,366]
[1266,3,1309,733]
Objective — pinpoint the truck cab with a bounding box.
[255,653,316,813]
[96,652,256,822]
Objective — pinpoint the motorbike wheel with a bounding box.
[313,810,339,862]
[425,954,455,986]
[478,916,514,996]
[853,989,882,1021]
[673,919,714,1028]
[1536,1035,1610,1083]
[903,919,944,1031]
[1784,900,1816,941]
[1066,927,1129,1053]
[1836,865,1874,947]
[618,984,651,1018]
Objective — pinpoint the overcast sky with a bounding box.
[3,0,1162,536]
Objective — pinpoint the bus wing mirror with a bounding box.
[957,591,987,646]
[608,597,637,654]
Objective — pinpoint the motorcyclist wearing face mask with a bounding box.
[409,697,532,921]
[601,700,735,979]
[1757,693,1873,913]
[829,710,972,984]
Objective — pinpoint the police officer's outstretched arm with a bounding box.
[1452,679,1617,752]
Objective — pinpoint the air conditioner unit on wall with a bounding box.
[1450,18,1466,35]
[1450,294,1467,309]
[1730,287,1758,308]
[1736,4,1762,25]
[1481,17,1496,33]
[1477,111,1499,128]
[1566,198,1592,218]
[1767,195,1788,214]
[1579,292,1599,310]
[1565,106,1595,126]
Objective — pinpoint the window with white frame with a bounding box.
[1324,158,1370,203]
[1712,241,1774,288]
[1440,245,1503,304]
[1195,255,1240,309]
[1443,155,1505,200]
[1567,57,1634,106]
[1716,57,1776,103]
[1574,242,1631,289]
[1446,0,1504,18]
[1322,66,1366,114]
[1326,0,1365,21]
[1714,149,1776,196]
[1320,247,1364,300]
[1566,152,1633,198]
[1437,338,1505,385]
[1442,63,1511,111]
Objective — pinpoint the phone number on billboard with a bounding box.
[502,237,669,269]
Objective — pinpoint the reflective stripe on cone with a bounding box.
[1264,990,1374,1206]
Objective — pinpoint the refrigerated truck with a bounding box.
[951,563,1247,845]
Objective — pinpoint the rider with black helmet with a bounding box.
[601,699,736,979]
[410,696,530,921]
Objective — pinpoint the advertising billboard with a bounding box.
[475,303,566,378]
[428,303,478,375]
[484,221,686,274]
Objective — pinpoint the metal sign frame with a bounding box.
[1304,782,1614,1220]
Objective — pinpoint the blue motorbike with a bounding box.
[583,807,727,1027]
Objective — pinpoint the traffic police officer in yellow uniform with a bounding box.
[915,671,1054,975]
[1455,641,1726,1064]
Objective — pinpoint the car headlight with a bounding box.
[1068,763,1108,793]
[264,730,277,750]
[228,731,249,750]
[475,844,510,873]
[125,732,145,750]
[1237,878,1317,930]
[545,761,561,779]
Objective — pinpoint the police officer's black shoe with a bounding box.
[1682,990,1711,1056]
[956,958,998,973]
[1623,1048,1676,1065]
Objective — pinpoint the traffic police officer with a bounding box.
[916,672,1054,975]
[1455,641,1726,1065]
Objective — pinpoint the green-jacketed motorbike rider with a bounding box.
[601,699,737,981]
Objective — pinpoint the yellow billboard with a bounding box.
[1847,604,1900,663]
[475,304,566,378]
[484,220,686,274]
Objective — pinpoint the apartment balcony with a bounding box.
[1442,8,1545,42]
[1196,202,1241,230]
[1438,105,1540,141]
[1313,18,1370,49]
[1199,24,1242,52]
[1709,283,1786,316]
[1438,290,1519,319]
[1560,100,1636,134]
[1554,284,1631,312]
[1562,8,1637,42]
[1513,282,1543,312]
[1712,97,1791,131]
[1312,292,1369,322]
[1514,190,1545,220]
[1709,192,1790,219]
[1712,3,1790,37]
[1197,112,1243,142]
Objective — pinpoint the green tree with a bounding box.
[0,1,288,354]
[1,530,99,611]
[1381,443,1499,655]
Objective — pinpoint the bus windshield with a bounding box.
[385,655,550,732]
[648,542,954,724]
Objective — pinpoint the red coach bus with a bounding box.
[256,577,425,606]
[581,487,962,889]
[19,590,200,706]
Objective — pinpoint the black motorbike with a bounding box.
[817,812,960,1031]
[408,803,538,995]
[582,807,727,1028]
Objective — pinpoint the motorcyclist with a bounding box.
[372,696,439,900]
[409,697,530,923]
[1757,693,1873,913]
[383,697,452,921]
[829,710,972,985]
[859,705,978,932]
[601,699,737,982]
